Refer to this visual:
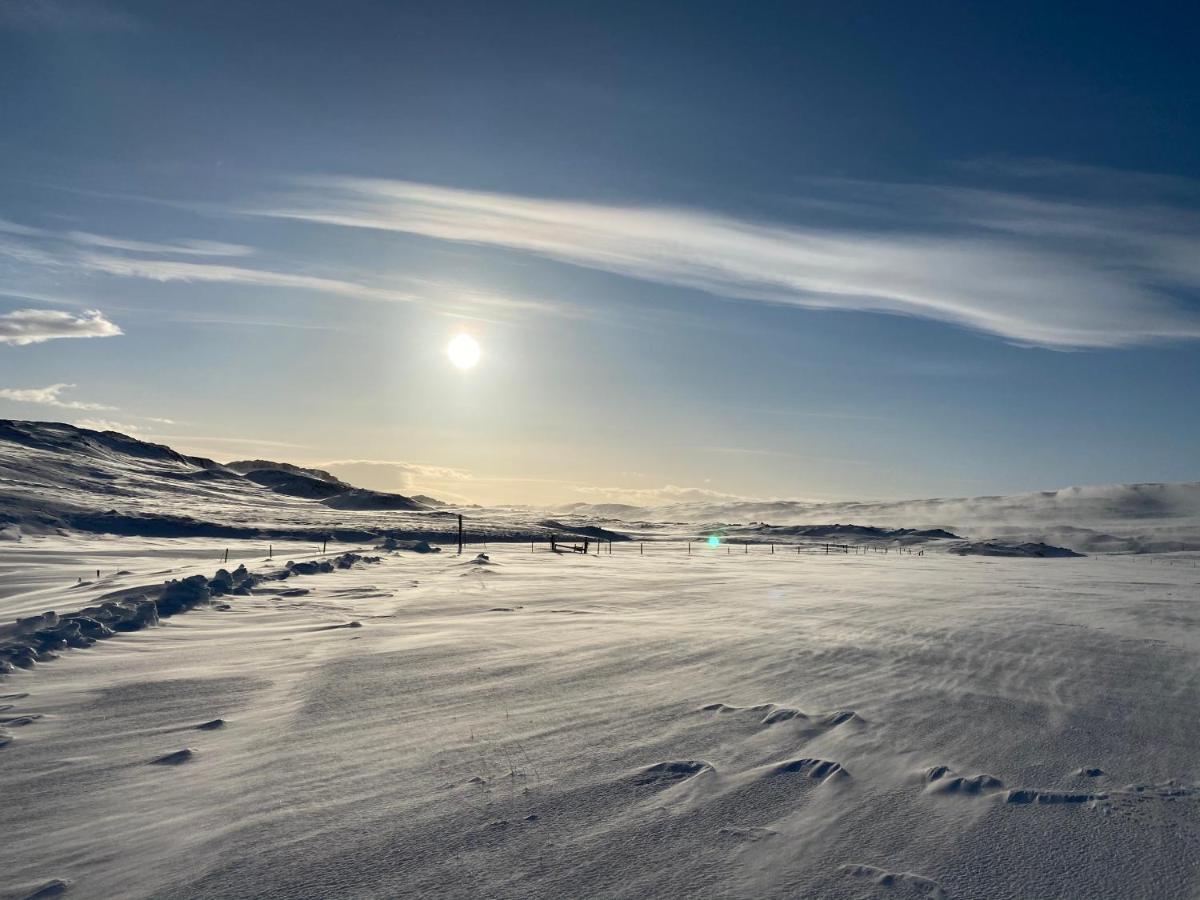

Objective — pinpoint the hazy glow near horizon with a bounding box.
[447,333,481,369]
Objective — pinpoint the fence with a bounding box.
[522,538,926,557]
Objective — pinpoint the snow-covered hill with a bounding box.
[3,420,1197,553]
[0,420,465,541]
[564,482,1200,553]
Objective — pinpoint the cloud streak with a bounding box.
[74,253,579,320]
[0,218,254,258]
[0,383,114,410]
[251,174,1200,349]
[65,232,253,258]
[0,308,122,345]
[76,252,419,305]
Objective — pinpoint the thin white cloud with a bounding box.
[76,253,419,305]
[0,218,254,258]
[75,253,582,320]
[0,308,122,345]
[65,232,253,257]
[249,174,1200,349]
[421,285,590,321]
[158,434,307,449]
[73,417,141,433]
[0,383,115,410]
[0,218,46,237]
[0,217,596,323]
[0,235,60,267]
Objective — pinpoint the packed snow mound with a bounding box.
[321,488,427,511]
[0,552,381,676]
[950,540,1084,558]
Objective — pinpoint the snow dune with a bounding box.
[2,539,1198,898]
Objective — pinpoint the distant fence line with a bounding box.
[532,535,925,557]
[196,534,1196,565]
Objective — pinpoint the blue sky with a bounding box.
[1,0,1198,505]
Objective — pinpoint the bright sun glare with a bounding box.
[447,333,481,369]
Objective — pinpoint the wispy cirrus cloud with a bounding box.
[0,308,122,345]
[75,252,420,304]
[0,214,578,319]
[247,172,1200,349]
[0,383,114,410]
[73,253,579,319]
[0,218,253,258]
[65,232,252,258]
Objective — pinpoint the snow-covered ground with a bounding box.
[3,536,1199,899]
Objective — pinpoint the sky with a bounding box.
[1,0,1198,507]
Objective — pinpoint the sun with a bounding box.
[447,333,481,369]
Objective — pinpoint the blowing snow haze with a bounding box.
[2,3,1200,899]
